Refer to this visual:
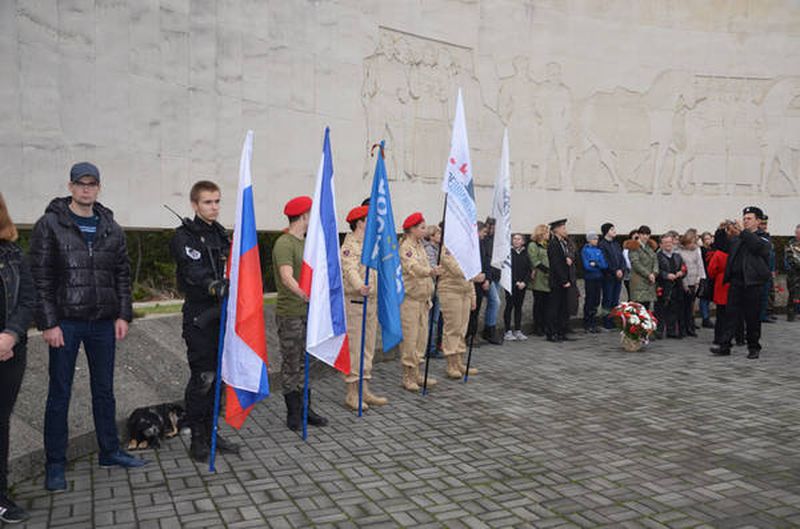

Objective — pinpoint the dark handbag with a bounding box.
[696,277,714,301]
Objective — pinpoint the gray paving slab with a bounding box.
[8,320,800,528]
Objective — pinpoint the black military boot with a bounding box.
[284,391,302,431]
[709,345,731,356]
[746,347,760,360]
[189,425,210,462]
[201,419,241,455]
[788,308,796,322]
[306,388,328,427]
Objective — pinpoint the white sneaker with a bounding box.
[514,330,528,341]
[503,330,516,341]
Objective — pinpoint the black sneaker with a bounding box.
[0,495,30,524]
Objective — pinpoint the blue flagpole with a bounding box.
[357,271,370,417]
[302,351,310,441]
[208,297,228,473]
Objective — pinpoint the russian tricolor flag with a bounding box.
[220,130,270,429]
[298,128,350,373]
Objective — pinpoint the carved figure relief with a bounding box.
[362,29,800,197]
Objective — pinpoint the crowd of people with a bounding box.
[419,211,799,360]
[1,162,799,524]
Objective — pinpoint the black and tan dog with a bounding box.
[126,403,186,450]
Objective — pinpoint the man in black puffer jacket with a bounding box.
[29,162,145,492]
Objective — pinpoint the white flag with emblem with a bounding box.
[491,128,512,294]
[441,89,481,279]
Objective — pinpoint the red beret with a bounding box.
[284,196,312,217]
[402,212,424,230]
[346,205,369,223]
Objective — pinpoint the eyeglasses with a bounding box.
[72,181,99,189]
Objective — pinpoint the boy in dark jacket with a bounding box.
[598,223,625,328]
[581,232,608,332]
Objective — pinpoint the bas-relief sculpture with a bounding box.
[3,1,799,232]
[362,28,800,202]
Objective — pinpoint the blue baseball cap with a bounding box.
[70,162,100,183]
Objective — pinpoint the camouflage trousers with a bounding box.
[276,315,307,395]
[789,272,800,308]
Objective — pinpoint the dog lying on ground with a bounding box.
[126,403,186,450]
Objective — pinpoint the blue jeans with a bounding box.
[699,298,710,321]
[426,295,442,356]
[485,281,500,327]
[601,276,622,328]
[44,319,120,465]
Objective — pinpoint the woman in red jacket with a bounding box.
[706,225,743,346]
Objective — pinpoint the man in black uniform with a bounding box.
[710,206,771,359]
[170,180,240,462]
[546,219,574,342]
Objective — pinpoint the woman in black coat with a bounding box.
[503,234,533,340]
[0,193,34,523]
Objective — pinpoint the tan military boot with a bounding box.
[363,380,388,406]
[345,381,367,411]
[445,355,462,379]
[458,353,478,376]
[416,364,438,387]
[402,366,420,392]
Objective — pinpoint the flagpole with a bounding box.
[302,350,310,441]
[208,297,228,472]
[422,195,448,396]
[357,272,370,417]
[463,328,475,384]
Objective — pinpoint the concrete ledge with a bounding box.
[8,304,334,487]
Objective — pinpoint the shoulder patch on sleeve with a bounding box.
[185,246,201,260]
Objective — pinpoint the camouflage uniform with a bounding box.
[399,236,436,390]
[787,238,800,321]
[438,247,477,379]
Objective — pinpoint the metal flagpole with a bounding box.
[357,272,370,416]
[208,298,228,472]
[422,195,448,396]
[302,351,310,440]
[463,328,475,383]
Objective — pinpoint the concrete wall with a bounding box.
[2,1,800,234]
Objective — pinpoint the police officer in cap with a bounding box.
[710,206,771,359]
[546,218,575,342]
[170,180,240,462]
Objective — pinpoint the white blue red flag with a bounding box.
[441,89,481,279]
[220,130,270,429]
[299,128,350,372]
[491,128,512,294]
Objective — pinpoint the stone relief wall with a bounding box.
[2,1,799,233]
[364,41,800,198]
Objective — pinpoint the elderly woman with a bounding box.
[677,231,706,337]
[0,193,35,523]
[527,224,550,336]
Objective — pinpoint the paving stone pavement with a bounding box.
[8,320,800,529]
